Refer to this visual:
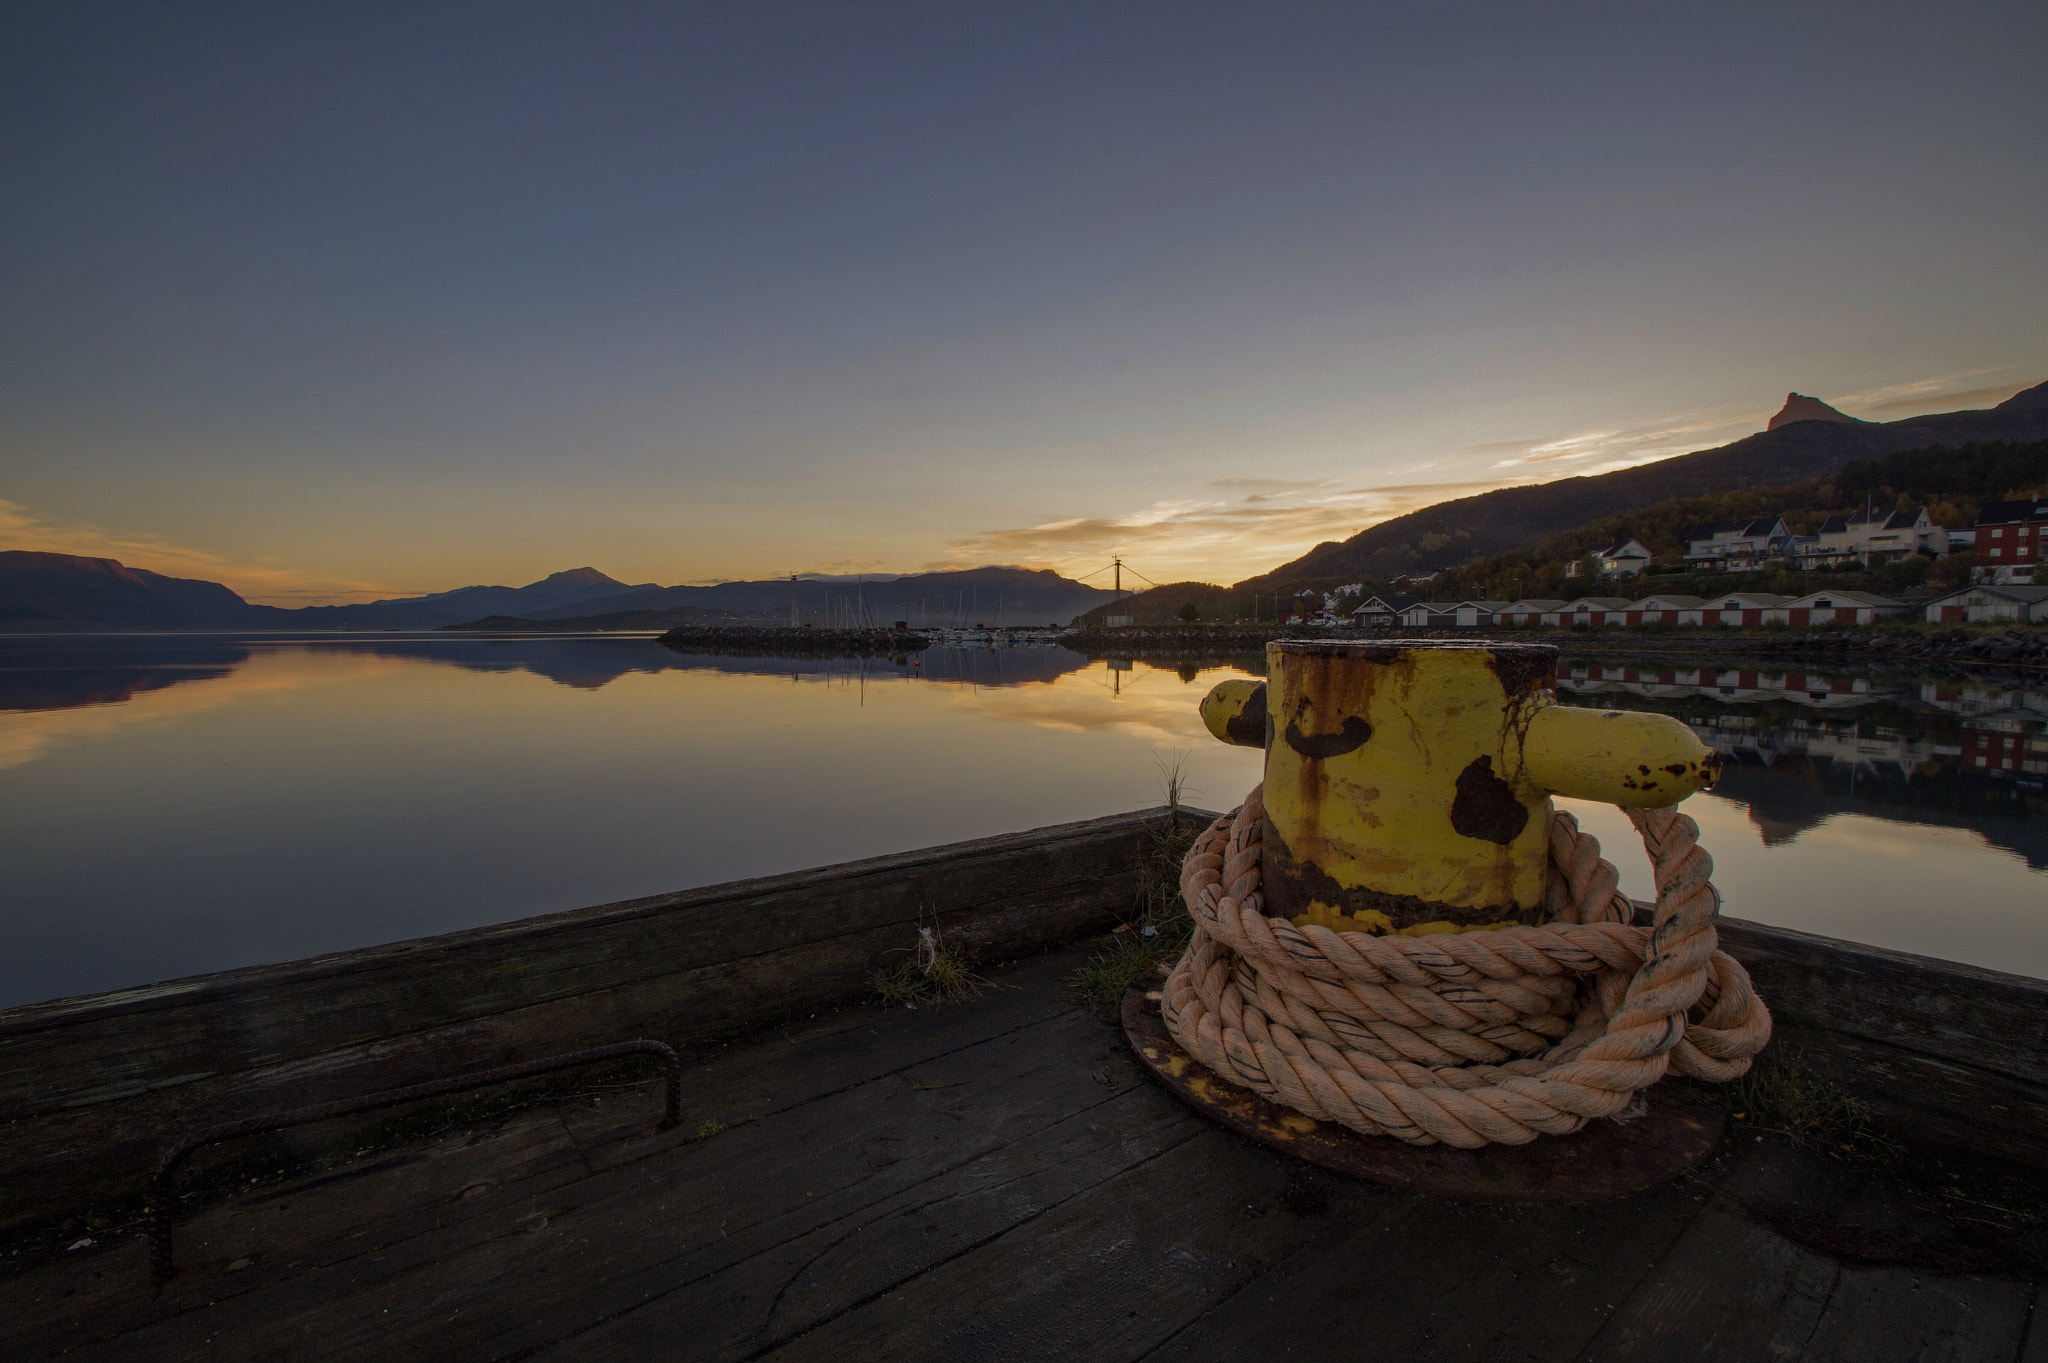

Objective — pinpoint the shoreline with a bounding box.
[1060,623,2048,671]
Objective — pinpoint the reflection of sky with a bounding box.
[3,637,2043,1010]
[1559,795,2048,980]
[0,642,1261,1007]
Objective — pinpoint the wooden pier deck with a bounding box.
[5,938,2045,1362]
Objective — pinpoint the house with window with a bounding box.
[1923,584,2048,624]
[1449,600,1510,627]
[1610,594,1703,626]
[1280,589,1326,623]
[1564,538,1654,579]
[1686,592,1793,626]
[1974,498,2047,584]
[1554,597,1631,627]
[1764,591,1906,625]
[1683,518,1791,571]
[1805,508,1946,568]
[1497,599,1566,626]
[1350,593,1419,627]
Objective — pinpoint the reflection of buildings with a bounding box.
[1558,655,2048,867]
[1559,661,1889,709]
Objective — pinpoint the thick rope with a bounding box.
[1162,785,1772,1148]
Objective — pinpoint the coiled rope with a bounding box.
[1163,785,1772,1148]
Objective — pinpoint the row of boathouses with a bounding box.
[1324,584,2048,628]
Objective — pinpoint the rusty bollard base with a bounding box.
[1123,988,1724,1202]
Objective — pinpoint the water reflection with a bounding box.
[1,634,2042,1006]
[0,636,1261,1006]
[1557,658,2048,868]
[0,634,1098,712]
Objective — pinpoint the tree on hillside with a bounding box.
[1177,601,1201,622]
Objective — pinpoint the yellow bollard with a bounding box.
[1200,640,1716,934]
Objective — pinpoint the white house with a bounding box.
[1398,602,1440,628]
[1684,592,1793,626]
[1683,518,1791,571]
[1763,590,1907,625]
[1553,597,1631,627]
[1923,584,2048,624]
[1565,539,1654,579]
[1806,508,1946,567]
[1351,593,1419,627]
[1497,599,1567,626]
[1451,600,1510,627]
[1607,594,1704,626]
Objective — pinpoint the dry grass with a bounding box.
[870,919,986,1009]
[1067,812,1202,1014]
[1728,1048,1899,1159]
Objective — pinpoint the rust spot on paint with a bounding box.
[1284,714,1372,759]
[1261,817,1538,930]
[1450,755,1529,845]
[1484,644,1557,700]
[1225,682,1269,748]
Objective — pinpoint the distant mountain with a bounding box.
[1239,379,2048,588]
[517,566,1115,628]
[284,567,654,630]
[2,555,1117,632]
[1999,380,2048,413]
[1767,392,1873,430]
[0,552,293,630]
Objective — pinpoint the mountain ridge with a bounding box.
[1236,379,2048,588]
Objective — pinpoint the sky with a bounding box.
[2,2,2043,605]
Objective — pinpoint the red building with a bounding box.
[1976,498,2048,568]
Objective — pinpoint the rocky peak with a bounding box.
[1767,393,1872,430]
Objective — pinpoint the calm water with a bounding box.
[2,634,2044,1008]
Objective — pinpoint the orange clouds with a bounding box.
[0,498,397,605]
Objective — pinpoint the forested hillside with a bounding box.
[1235,379,2048,589]
[1080,438,2048,622]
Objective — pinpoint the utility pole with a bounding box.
[1113,556,1124,599]
[789,574,798,628]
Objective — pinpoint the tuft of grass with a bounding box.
[870,919,986,1008]
[694,1120,728,1141]
[1728,1049,1900,1159]
[1068,811,1202,1015]
[1151,750,1197,823]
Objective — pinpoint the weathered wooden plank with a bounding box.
[69,1015,1155,1361]
[749,1127,1359,1363]
[479,1083,1195,1361]
[1576,1205,1839,1362]
[0,1106,594,1358]
[0,809,1188,1228]
[1768,1023,2048,1169]
[0,945,1102,1357]
[1153,1164,1716,1361]
[1717,918,2048,1087]
[2020,1286,2048,1363]
[1801,1267,2034,1363]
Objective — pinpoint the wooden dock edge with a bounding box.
[1713,918,2048,1166]
[1,809,2043,1230]
[0,806,1195,1232]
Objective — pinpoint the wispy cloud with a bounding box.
[1832,366,2025,415]
[1483,408,1762,472]
[944,478,1527,584]
[0,499,396,606]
